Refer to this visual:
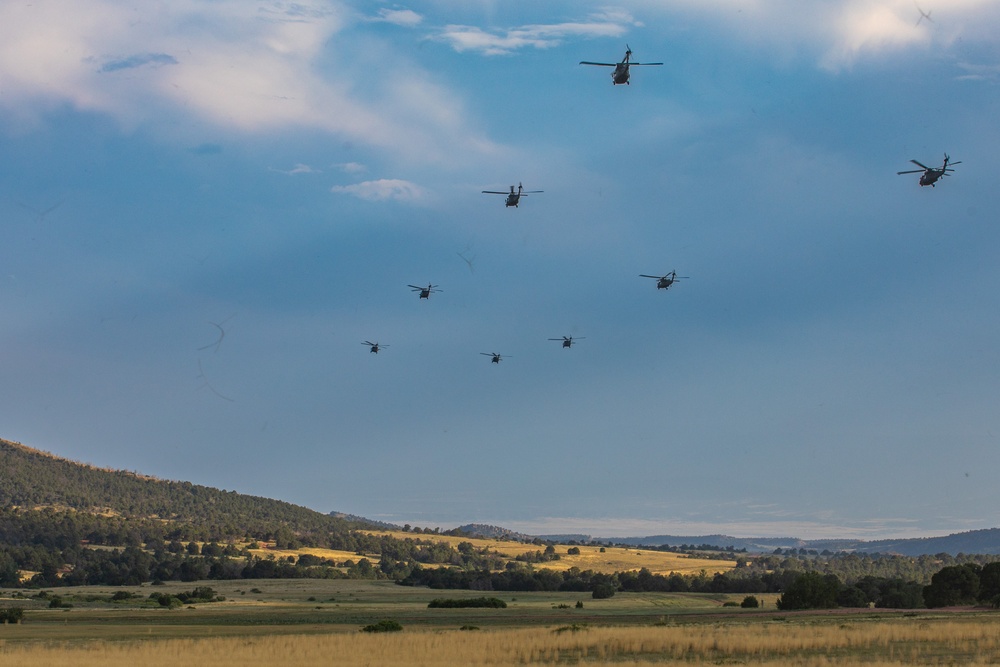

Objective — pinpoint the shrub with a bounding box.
[741,595,760,609]
[428,597,507,609]
[592,584,616,599]
[361,619,403,633]
[0,607,25,624]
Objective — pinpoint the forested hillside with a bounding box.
[0,437,362,540]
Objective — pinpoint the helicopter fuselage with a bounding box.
[919,171,943,187]
[656,278,673,289]
[612,65,630,85]
[505,194,520,207]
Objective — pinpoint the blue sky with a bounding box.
[2,1,999,540]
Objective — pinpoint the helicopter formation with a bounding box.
[362,44,958,365]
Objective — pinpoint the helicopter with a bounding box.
[408,283,442,299]
[549,335,584,349]
[640,271,688,290]
[480,352,509,364]
[897,154,960,187]
[580,45,662,85]
[363,341,387,354]
[482,183,543,208]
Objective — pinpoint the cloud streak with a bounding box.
[331,178,427,202]
[434,11,637,55]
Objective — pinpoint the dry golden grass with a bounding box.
[370,530,735,575]
[247,545,376,564]
[3,617,1000,665]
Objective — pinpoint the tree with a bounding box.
[776,572,841,610]
[977,562,1000,604]
[740,595,759,608]
[924,564,981,608]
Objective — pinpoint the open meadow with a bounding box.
[3,579,1000,665]
[349,530,739,575]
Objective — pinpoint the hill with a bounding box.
[0,437,365,540]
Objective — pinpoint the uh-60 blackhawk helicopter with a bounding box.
[363,341,387,354]
[897,154,960,187]
[480,352,509,364]
[482,183,543,208]
[549,335,584,348]
[408,283,442,299]
[640,271,688,290]
[580,45,662,85]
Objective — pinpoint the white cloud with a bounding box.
[374,8,423,27]
[435,11,636,55]
[331,178,427,202]
[0,1,497,164]
[271,163,320,175]
[334,162,367,173]
[632,0,1000,71]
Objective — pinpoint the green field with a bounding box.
[3,580,1000,665]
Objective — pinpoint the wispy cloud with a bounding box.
[637,0,1000,71]
[373,8,422,28]
[435,11,636,55]
[0,1,497,164]
[98,52,177,73]
[334,162,367,174]
[331,178,427,202]
[270,163,320,175]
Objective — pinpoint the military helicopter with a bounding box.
[580,45,662,85]
[480,352,509,364]
[408,283,442,299]
[363,341,387,354]
[897,154,960,187]
[482,183,543,208]
[549,335,584,349]
[640,271,688,290]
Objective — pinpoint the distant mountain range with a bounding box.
[551,531,1000,557]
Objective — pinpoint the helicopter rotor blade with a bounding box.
[896,169,924,175]
[628,63,664,66]
[638,274,663,279]
[579,61,617,66]
[482,190,508,194]
[909,160,931,169]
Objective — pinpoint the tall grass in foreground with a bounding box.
[3,618,1000,665]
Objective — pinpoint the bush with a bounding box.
[567,547,581,555]
[740,595,760,608]
[592,584,616,599]
[428,597,507,609]
[0,607,24,624]
[361,619,403,633]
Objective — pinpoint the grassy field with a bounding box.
[360,530,738,575]
[2,579,999,665]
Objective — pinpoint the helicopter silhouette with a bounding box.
[482,183,543,208]
[363,341,387,354]
[640,271,688,290]
[549,335,584,349]
[408,283,442,299]
[897,154,960,187]
[580,45,662,85]
[480,352,509,364]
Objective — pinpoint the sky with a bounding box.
[2,1,1000,541]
